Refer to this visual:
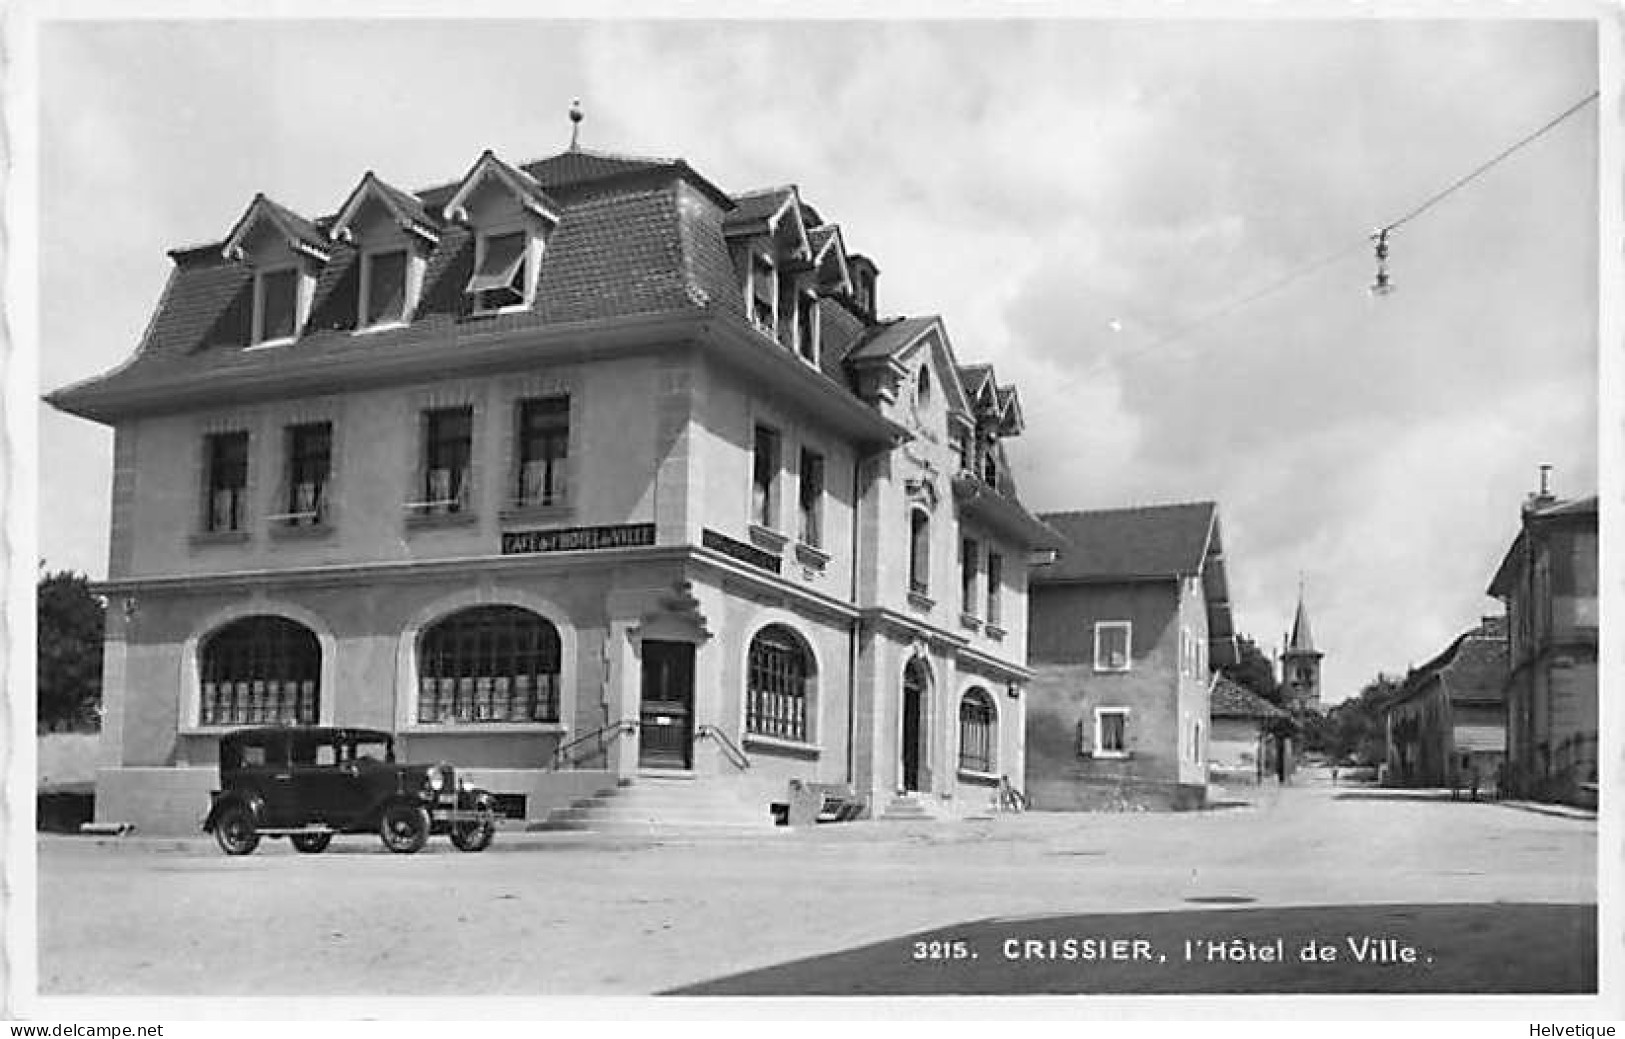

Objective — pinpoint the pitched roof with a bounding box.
[1287,593,1317,654]
[725,186,796,229]
[1391,616,1508,708]
[844,316,938,363]
[520,148,673,190]
[1034,502,1218,582]
[1211,676,1288,720]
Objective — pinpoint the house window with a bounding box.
[361,248,409,327]
[199,615,320,727]
[1094,621,1132,672]
[469,230,530,313]
[746,625,813,743]
[796,291,818,362]
[253,267,300,345]
[752,425,780,528]
[798,448,824,547]
[515,396,569,508]
[1192,721,1204,764]
[416,605,561,724]
[982,443,1000,487]
[281,422,331,526]
[419,406,473,513]
[204,431,249,533]
[1095,709,1129,756]
[981,552,994,624]
[751,255,776,332]
[916,365,932,409]
[960,538,979,615]
[909,509,931,595]
[958,689,996,773]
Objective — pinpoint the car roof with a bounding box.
[220,726,394,744]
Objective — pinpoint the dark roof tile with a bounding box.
[1035,502,1218,582]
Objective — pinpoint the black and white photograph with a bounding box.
[6,0,1619,1021]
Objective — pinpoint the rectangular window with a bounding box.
[751,255,776,332]
[986,552,1003,626]
[283,422,331,525]
[515,396,570,507]
[1094,621,1132,672]
[796,292,818,361]
[909,510,931,596]
[255,268,299,344]
[960,538,979,615]
[1096,709,1128,756]
[752,425,780,528]
[421,407,473,513]
[204,431,249,532]
[798,448,824,547]
[469,231,529,312]
[363,249,409,327]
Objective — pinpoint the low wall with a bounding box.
[1028,774,1207,812]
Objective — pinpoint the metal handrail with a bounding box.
[694,724,751,771]
[550,719,638,771]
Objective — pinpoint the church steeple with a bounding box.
[1281,581,1323,713]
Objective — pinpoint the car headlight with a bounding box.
[426,770,445,792]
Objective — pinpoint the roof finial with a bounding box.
[568,98,583,152]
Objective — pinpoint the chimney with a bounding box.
[1523,464,1557,515]
[848,253,879,321]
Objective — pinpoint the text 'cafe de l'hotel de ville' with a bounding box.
[48,124,1066,834]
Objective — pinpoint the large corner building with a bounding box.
[48,143,1059,833]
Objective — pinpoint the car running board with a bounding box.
[254,827,337,836]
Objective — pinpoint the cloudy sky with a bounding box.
[33,14,1599,704]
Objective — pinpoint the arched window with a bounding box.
[417,605,561,724]
[746,625,815,742]
[200,615,321,726]
[958,688,996,773]
[909,509,931,595]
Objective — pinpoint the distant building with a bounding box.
[1025,502,1238,811]
[1279,589,1322,714]
[1487,486,1598,806]
[1208,675,1288,785]
[1384,616,1508,791]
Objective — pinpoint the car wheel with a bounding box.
[379,803,430,854]
[291,832,333,854]
[213,804,260,856]
[450,805,496,853]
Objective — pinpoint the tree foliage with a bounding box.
[37,569,105,732]
[1311,673,1401,765]
[1220,634,1285,708]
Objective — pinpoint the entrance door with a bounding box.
[901,667,925,792]
[639,640,695,769]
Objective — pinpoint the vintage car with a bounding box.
[202,726,497,856]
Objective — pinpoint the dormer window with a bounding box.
[916,364,932,409]
[361,248,410,328]
[795,291,819,363]
[751,254,777,333]
[253,267,301,345]
[470,230,532,313]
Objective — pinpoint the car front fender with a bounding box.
[202,791,266,833]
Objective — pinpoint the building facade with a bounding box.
[49,145,1057,833]
[1024,502,1238,811]
[1384,616,1508,791]
[1486,489,1598,806]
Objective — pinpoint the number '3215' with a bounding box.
[912,940,973,960]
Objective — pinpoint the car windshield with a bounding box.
[349,736,394,764]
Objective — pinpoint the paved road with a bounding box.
[35,776,1596,996]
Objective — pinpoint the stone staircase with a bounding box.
[531,770,782,836]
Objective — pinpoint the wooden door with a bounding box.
[639,640,695,769]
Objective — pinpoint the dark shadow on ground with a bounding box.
[1332,791,1487,803]
[666,903,1595,995]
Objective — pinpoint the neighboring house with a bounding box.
[1025,502,1239,810]
[47,140,1059,834]
[1208,676,1288,785]
[1384,616,1508,791]
[1486,486,1598,806]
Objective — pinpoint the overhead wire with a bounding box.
[1115,88,1599,359]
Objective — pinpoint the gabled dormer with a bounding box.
[221,194,331,348]
[329,172,441,331]
[793,223,854,366]
[725,186,812,344]
[442,150,562,315]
